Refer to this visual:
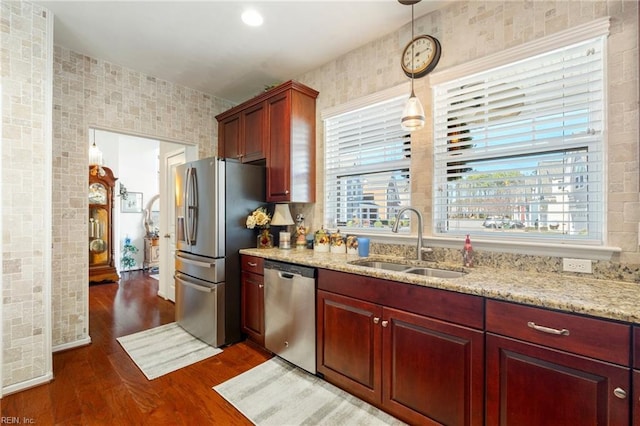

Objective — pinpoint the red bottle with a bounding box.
[462,234,473,267]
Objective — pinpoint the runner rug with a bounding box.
[117,322,222,380]
[213,357,405,425]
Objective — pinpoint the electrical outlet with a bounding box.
[563,258,592,274]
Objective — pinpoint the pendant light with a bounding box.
[89,128,103,166]
[400,0,425,132]
[89,128,106,177]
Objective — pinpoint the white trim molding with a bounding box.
[321,82,410,119]
[430,17,611,86]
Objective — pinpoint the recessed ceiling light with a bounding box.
[241,9,263,27]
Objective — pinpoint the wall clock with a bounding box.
[401,34,441,78]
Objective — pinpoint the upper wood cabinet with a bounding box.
[216,80,318,203]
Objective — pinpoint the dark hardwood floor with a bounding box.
[1,271,272,425]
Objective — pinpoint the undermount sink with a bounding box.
[404,267,466,279]
[348,259,466,279]
[349,260,411,272]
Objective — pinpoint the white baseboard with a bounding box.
[2,371,54,397]
[52,336,92,353]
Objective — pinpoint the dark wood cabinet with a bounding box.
[317,269,484,425]
[265,85,317,202]
[242,101,267,163]
[633,327,640,425]
[240,255,265,346]
[216,80,318,203]
[383,307,484,426]
[88,166,119,283]
[317,291,382,403]
[218,113,241,160]
[218,102,267,163]
[486,300,631,426]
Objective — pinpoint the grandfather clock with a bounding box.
[89,166,119,283]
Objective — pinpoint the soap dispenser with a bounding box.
[462,234,474,267]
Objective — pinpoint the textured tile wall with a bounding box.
[1,1,52,387]
[51,45,234,347]
[297,0,639,264]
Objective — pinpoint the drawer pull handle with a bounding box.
[373,317,380,324]
[613,387,627,399]
[381,320,389,328]
[247,262,258,267]
[527,321,570,336]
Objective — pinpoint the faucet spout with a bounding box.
[392,207,425,260]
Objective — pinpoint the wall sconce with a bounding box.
[271,204,294,249]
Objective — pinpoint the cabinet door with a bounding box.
[486,333,630,426]
[634,370,640,426]
[242,102,267,162]
[383,307,484,426]
[219,113,242,160]
[317,290,382,405]
[241,271,264,346]
[266,91,291,202]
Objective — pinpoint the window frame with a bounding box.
[429,17,610,247]
[322,83,412,235]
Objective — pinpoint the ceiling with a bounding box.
[34,0,447,103]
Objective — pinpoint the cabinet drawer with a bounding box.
[486,300,630,365]
[318,269,483,329]
[240,255,264,275]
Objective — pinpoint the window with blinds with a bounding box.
[433,35,605,243]
[324,94,411,232]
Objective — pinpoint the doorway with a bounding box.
[91,128,196,300]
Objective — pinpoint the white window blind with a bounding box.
[324,94,411,232]
[433,36,605,243]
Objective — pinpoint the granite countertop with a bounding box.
[240,247,640,325]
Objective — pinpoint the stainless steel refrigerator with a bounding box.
[175,157,265,347]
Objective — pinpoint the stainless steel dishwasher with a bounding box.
[264,260,317,374]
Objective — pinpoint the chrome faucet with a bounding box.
[392,207,430,260]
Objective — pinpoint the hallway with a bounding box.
[1,272,271,424]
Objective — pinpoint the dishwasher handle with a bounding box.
[279,272,296,280]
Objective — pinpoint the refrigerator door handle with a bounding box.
[175,273,214,293]
[183,166,192,245]
[176,253,214,268]
[184,166,199,245]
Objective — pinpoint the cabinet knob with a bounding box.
[373,317,380,324]
[259,284,264,289]
[381,320,389,328]
[613,387,627,399]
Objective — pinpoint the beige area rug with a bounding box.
[117,322,222,380]
[213,357,406,426]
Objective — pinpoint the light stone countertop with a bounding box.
[240,247,640,325]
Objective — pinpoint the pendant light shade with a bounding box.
[89,142,103,166]
[401,90,425,131]
[89,129,103,166]
[400,0,425,132]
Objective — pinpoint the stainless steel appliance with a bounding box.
[175,157,264,347]
[264,260,317,373]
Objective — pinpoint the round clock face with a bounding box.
[401,35,441,78]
